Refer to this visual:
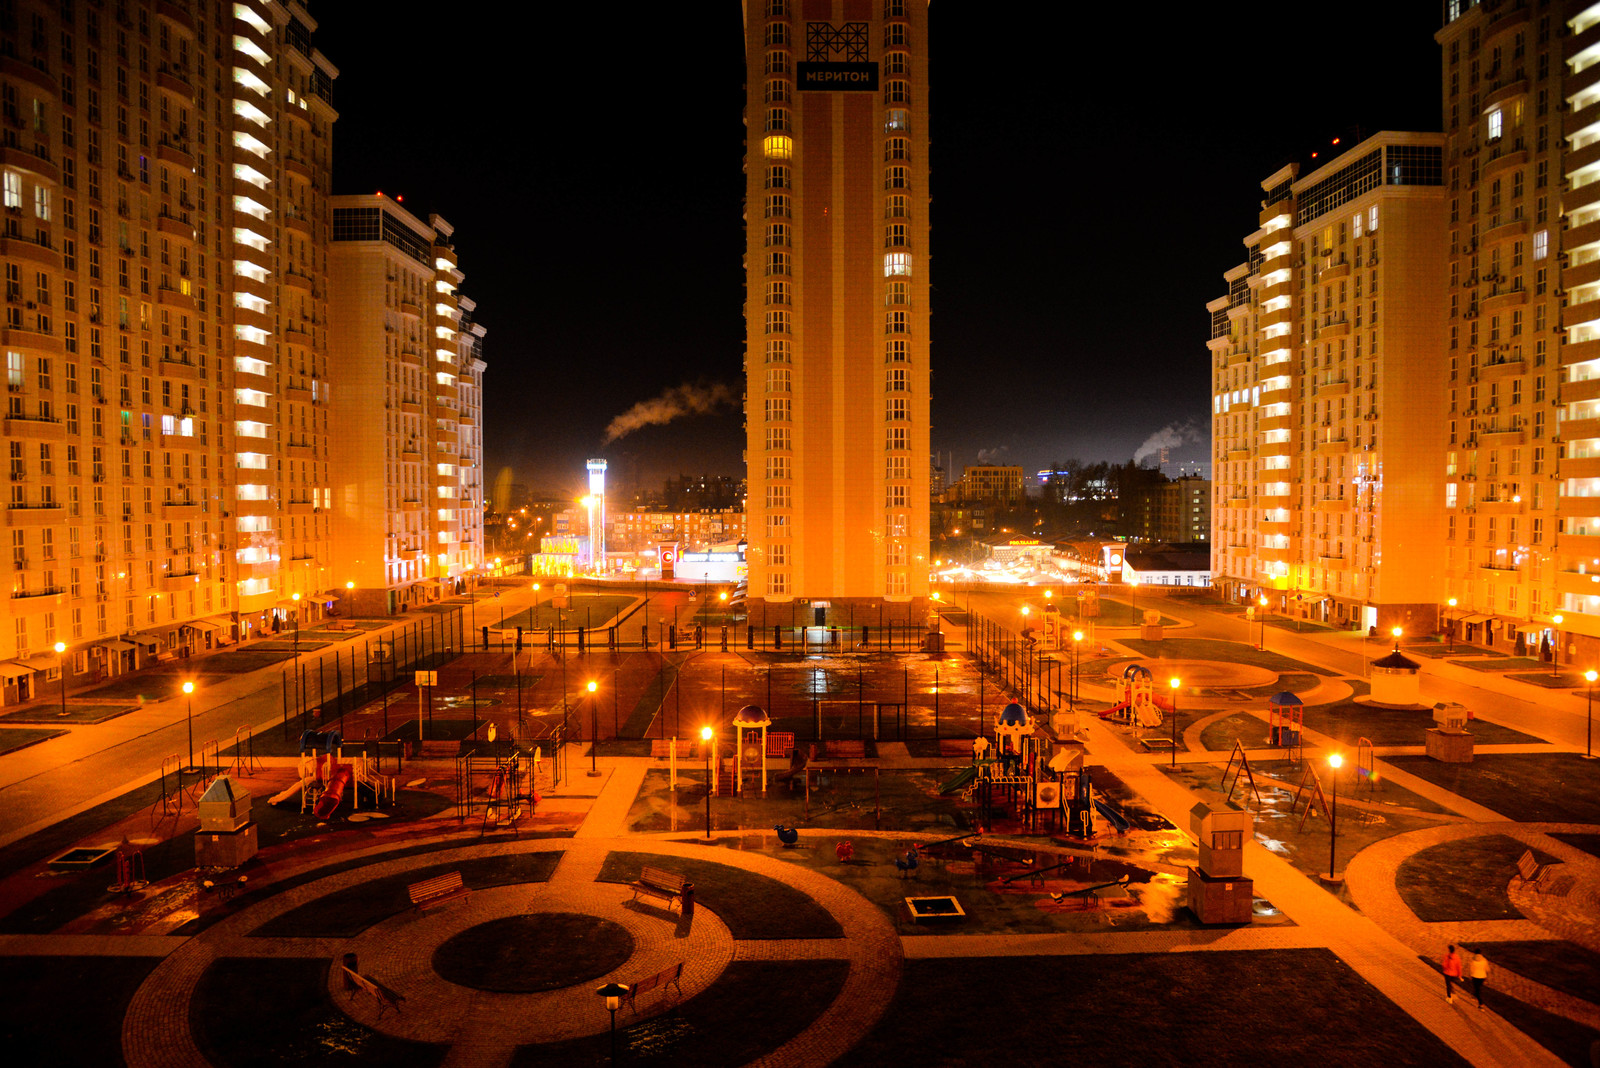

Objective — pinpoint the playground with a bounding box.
[0,586,1597,1067]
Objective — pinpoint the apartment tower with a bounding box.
[0,0,335,699]
[1209,134,1448,633]
[327,195,485,615]
[741,0,930,626]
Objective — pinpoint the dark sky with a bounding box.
[316,3,1442,502]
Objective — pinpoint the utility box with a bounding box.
[1432,702,1469,730]
[194,822,258,868]
[1426,727,1474,763]
[197,776,251,833]
[1190,802,1250,880]
[1187,868,1254,925]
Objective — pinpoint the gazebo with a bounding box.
[1267,690,1303,747]
[1369,649,1422,706]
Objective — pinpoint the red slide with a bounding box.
[313,762,353,820]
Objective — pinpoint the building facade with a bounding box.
[1132,475,1212,544]
[327,196,484,616]
[946,464,1025,504]
[1,0,337,700]
[741,0,931,624]
[1209,133,1449,633]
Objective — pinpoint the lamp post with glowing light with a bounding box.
[53,640,67,719]
[1258,595,1269,651]
[1391,626,1402,652]
[1587,669,1597,761]
[1327,752,1343,881]
[1169,677,1180,768]
[1071,630,1084,708]
[596,982,628,1065]
[1446,597,1457,653]
[182,680,197,774]
[1020,604,1032,701]
[1552,614,1564,678]
[587,680,601,777]
[700,725,714,838]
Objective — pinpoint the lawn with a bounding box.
[1117,638,1337,677]
[1385,753,1600,824]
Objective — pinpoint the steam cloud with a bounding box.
[975,446,1009,464]
[1132,419,1204,465]
[603,381,737,444]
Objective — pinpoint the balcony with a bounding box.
[161,571,200,592]
[0,235,63,270]
[4,503,64,526]
[1478,356,1525,383]
[158,357,202,381]
[3,415,65,441]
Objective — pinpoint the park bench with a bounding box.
[1516,850,1574,897]
[629,865,690,913]
[650,739,697,760]
[622,961,684,1014]
[823,739,867,759]
[340,961,404,1018]
[407,871,470,911]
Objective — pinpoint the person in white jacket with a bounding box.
[1468,952,1491,1010]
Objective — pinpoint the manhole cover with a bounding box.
[432,913,634,992]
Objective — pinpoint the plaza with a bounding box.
[0,580,1595,1066]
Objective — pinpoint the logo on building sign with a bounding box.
[798,22,878,91]
[660,546,676,567]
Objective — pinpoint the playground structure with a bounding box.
[1267,690,1304,762]
[266,730,397,819]
[1098,665,1169,729]
[454,748,533,833]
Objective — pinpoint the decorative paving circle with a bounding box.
[1110,658,1278,689]
[431,912,634,993]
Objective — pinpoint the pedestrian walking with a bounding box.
[1469,951,1490,1010]
[1442,944,1464,1003]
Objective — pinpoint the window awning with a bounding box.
[15,653,58,670]
[129,634,160,649]
[1457,614,1488,625]
[183,619,224,634]
[0,662,34,681]
[97,640,137,653]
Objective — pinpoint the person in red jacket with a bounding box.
[1442,944,1464,1003]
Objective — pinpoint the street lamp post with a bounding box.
[1391,626,1402,653]
[1552,614,1565,679]
[701,725,714,838]
[1071,630,1083,708]
[1258,595,1268,652]
[1327,752,1343,881]
[53,640,67,719]
[1587,670,1597,761]
[587,680,601,777]
[182,680,197,774]
[1446,597,1458,653]
[1169,677,1180,768]
[596,982,628,1065]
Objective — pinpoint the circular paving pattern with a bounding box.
[1111,658,1278,689]
[430,912,634,993]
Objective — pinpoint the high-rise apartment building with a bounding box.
[741,0,930,625]
[327,196,485,616]
[1209,134,1448,632]
[1133,475,1212,545]
[0,0,337,699]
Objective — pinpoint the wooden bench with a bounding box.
[341,963,405,1018]
[650,739,696,760]
[1516,849,1574,897]
[407,871,470,911]
[824,739,867,759]
[629,865,690,912]
[622,961,684,1014]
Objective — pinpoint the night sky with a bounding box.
[316,3,1442,502]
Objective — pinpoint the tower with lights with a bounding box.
[741,0,931,624]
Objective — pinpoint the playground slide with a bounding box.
[938,765,980,796]
[1092,797,1131,835]
[312,763,353,820]
[1152,695,1174,713]
[267,777,307,807]
[1097,702,1131,719]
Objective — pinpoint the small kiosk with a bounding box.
[195,776,258,868]
[1186,801,1253,924]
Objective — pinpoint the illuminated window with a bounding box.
[884,252,911,277]
[1487,108,1502,140]
[885,109,909,132]
[1534,229,1548,260]
[763,134,793,160]
[887,542,907,566]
